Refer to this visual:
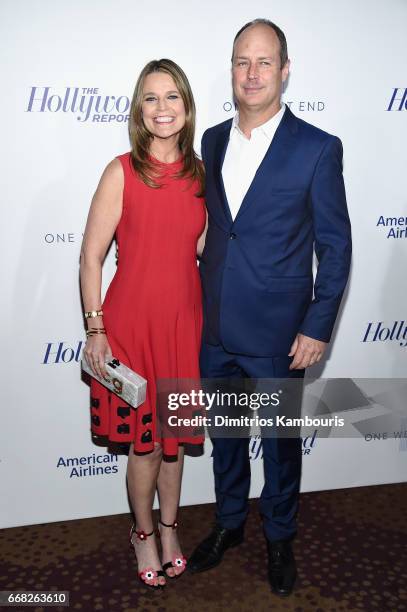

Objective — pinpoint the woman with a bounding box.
[80,59,206,589]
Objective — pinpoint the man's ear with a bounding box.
[282,59,290,83]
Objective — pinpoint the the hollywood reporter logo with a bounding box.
[249,430,317,459]
[387,88,407,111]
[363,321,407,347]
[43,341,84,364]
[26,86,130,123]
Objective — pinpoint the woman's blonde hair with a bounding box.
[128,58,204,196]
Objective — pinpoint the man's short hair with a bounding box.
[232,18,288,68]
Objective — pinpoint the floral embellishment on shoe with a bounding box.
[140,567,158,586]
[172,555,187,571]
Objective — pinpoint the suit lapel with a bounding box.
[234,107,299,221]
[213,123,233,225]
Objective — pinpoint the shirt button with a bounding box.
[230,232,237,240]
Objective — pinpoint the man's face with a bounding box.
[232,24,289,115]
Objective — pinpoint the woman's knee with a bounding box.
[127,442,162,465]
[152,442,163,458]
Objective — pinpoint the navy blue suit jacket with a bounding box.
[199,106,352,357]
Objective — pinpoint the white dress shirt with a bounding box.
[222,104,286,220]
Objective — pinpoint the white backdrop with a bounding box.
[1,0,406,528]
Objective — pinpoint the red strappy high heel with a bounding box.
[157,519,187,579]
[129,523,166,589]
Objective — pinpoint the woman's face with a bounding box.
[141,72,186,141]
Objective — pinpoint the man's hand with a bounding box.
[288,333,327,370]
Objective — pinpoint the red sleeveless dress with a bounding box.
[90,153,206,460]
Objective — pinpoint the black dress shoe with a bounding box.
[188,524,244,573]
[267,539,297,596]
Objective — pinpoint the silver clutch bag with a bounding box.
[82,357,147,408]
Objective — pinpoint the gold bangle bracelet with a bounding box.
[86,329,106,337]
[84,310,103,319]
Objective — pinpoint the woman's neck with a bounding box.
[149,137,181,163]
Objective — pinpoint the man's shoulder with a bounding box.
[202,118,233,141]
[288,108,340,146]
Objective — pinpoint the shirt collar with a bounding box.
[231,103,286,140]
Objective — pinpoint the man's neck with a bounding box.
[237,102,282,139]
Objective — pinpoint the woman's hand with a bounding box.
[83,334,113,380]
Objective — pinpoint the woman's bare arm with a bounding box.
[80,158,124,378]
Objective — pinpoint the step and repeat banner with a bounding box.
[1,0,406,528]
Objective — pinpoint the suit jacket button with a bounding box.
[230,232,237,240]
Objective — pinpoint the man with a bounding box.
[188,19,352,596]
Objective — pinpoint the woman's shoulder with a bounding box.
[114,151,132,172]
[116,151,131,164]
[109,152,134,182]
[95,157,126,195]
[103,156,125,179]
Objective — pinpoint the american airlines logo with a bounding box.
[57,453,119,478]
[376,215,407,239]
